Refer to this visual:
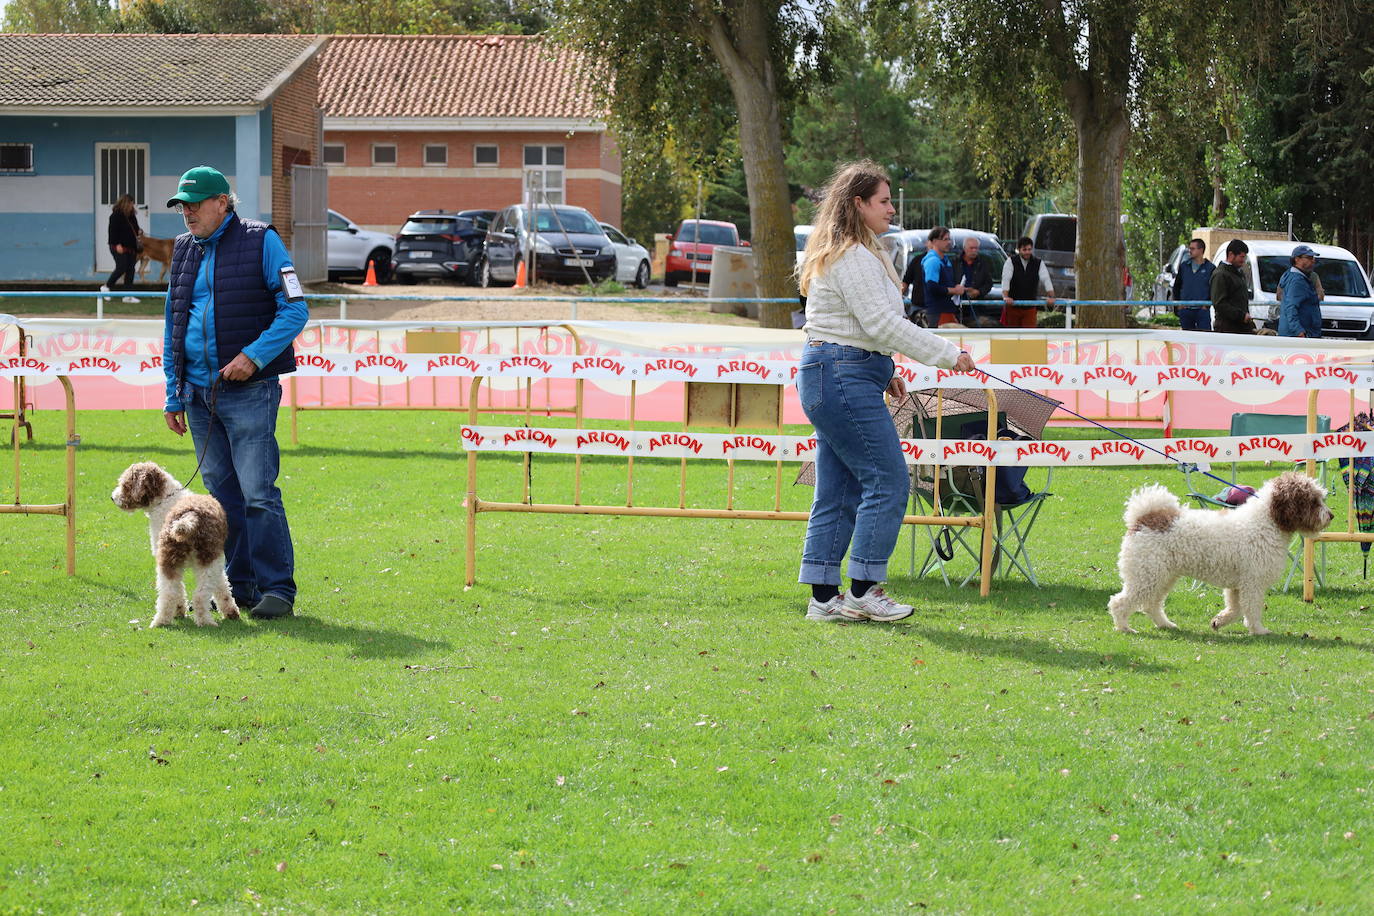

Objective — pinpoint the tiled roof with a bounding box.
[319,35,603,121]
[0,33,325,108]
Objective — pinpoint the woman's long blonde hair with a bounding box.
[112,194,135,217]
[798,159,901,296]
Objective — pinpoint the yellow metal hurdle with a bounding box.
[461,371,1000,595]
[1,321,79,575]
[289,322,584,444]
[1302,387,1374,600]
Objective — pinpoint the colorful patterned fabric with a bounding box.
[1338,412,1374,551]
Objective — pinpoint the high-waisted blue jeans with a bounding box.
[797,342,908,585]
[187,379,296,605]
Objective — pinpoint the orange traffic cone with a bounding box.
[363,259,379,287]
[514,259,528,289]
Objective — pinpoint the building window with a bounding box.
[523,145,565,205]
[423,144,448,166]
[0,143,34,172]
[371,143,397,166]
[281,146,311,177]
[474,144,499,167]
[323,143,345,166]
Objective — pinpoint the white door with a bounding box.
[93,143,150,274]
[601,224,635,283]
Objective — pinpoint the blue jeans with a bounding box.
[797,342,908,585]
[1178,307,1212,331]
[187,379,296,604]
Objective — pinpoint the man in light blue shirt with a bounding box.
[162,165,308,620]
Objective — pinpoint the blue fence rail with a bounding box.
[1,292,1204,329]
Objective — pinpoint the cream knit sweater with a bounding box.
[803,244,962,369]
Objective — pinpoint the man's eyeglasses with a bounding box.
[174,197,221,214]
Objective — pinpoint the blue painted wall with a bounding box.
[0,111,275,282]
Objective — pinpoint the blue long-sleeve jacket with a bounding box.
[1277,267,1322,338]
[922,248,956,321]
[163,214,307,411]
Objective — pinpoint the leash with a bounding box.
[176,375,222,493]
[972,368,1249,493]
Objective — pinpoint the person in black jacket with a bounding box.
[1210,239,1255,334]
[954,236,992,326]
[900,238,927,322]
[103,195,141,297]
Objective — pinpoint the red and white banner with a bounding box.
[7,354,1374,392]
[460,426,1374,465]
[6,319,1374,430]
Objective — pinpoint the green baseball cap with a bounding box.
[166,166,231,207]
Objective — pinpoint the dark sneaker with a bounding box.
[249,595,294,620]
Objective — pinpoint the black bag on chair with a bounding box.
[956,419,1034,506]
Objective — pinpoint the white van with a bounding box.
[1212,240,1374,338]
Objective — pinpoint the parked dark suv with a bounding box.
[477,204,616,286]
[391,211,487,284]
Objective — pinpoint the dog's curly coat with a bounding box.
[1108,471,1332,635]
[111,462,239,628]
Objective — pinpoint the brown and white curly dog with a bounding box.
[111,462,239,628]
[1108,471,1332,635]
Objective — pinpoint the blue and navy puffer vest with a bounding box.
[167,213,295,403]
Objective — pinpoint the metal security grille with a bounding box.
[98,146,146,206]
[291,165,327,282]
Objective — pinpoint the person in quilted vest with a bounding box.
[161,166,308,621]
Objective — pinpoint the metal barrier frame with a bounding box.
[288,322,583,444]
[461,374,1000,596]
[1,321,78,574]
[1303,387,1374,599]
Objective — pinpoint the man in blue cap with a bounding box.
[1278,244,1322,338]
[162,165,308,620]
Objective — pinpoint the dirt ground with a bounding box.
[295,281,760,326]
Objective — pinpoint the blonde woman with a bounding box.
[797,160,975,622]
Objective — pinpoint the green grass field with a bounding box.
[2,408,1372,913]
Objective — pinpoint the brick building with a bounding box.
[0,33,327,281]
[318,35,619,232]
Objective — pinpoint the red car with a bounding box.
[664,219,745,286]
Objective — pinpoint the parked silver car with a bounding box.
[1022,213,1077,298]
[327,209,394,282]
[1152,244,1187,301]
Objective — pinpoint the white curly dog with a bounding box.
[1109,471,1332,635]
[111,462,239,628]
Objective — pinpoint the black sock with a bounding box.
[850,579,877,599]
[811,584,840,603]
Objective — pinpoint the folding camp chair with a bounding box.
[903,391,1057,587]
[1182,411,1331,590]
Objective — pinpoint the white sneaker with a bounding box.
[840,585,914,622]
[122,296,140,303]
[805,595,848,622]
[98,285,110,293]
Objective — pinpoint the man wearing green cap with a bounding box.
[162,165,308,620]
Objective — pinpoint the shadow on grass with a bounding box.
[17,439,460,462]
[1131,625,1374,654]
[290,444,458,461]
[907,623,1175,673]
[178,614,451,659]
[19,440,192,459]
